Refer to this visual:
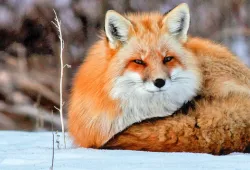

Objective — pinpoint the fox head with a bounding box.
[69,3,202,148]
[103,3,201,131]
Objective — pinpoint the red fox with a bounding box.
[68,3,250,151]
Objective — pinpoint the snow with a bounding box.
[0,131,249,170]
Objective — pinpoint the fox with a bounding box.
[68,3,250,150]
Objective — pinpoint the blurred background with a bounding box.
[0,0,249,131]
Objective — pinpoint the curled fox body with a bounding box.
[104,36,250,154]
[68,3,250,151]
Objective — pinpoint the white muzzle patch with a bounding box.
[110,69,199,133]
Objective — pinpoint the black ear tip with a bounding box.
[163,6,176,16]
[163,3,190,16]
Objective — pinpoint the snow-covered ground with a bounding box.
[0,131,249,170]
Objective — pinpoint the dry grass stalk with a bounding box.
[51,9,68,149]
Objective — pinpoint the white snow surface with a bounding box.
[0,131,249,170]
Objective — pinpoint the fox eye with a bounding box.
[163,56,174,64]
[133,59,145,65]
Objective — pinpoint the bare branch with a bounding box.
[52,9,66,149]
[51,21,59,30]
[54,106,60,111]
[63,64,71,68]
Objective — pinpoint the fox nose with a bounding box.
[154,79,165,88]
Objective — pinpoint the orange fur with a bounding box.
[185,37,250,97]
[68,10,197,148]
[68,4,250,151]
[103,37,250,154]
[68,40,120,147]
[104,94,250,155]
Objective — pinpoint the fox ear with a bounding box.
[162,3,190,42]
[105,10,133,48]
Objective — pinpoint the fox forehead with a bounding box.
[125,13,167,48]
[118,13,185,57]
[125,12,165,35]
[120,34,184,64]
[106,11,187,62]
